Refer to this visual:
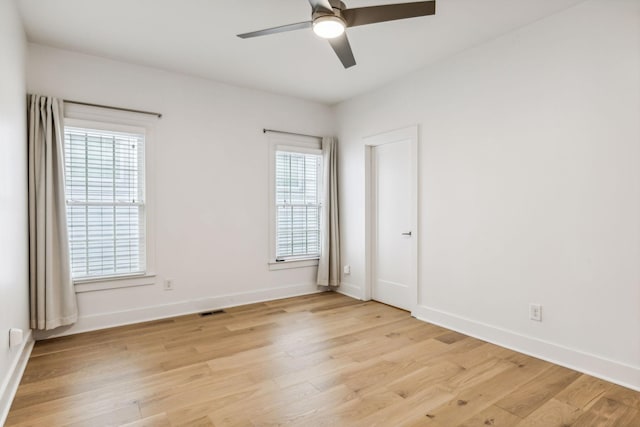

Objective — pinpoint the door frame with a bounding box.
[363,125,419,311]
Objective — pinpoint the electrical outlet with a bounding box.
[343,265,351,275]
[164,279,174,291]
[9,328,23,348]
[529,304,542,321]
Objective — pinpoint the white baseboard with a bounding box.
[337,282,363,300]
[412,305,640,392]
[36,283,323,340]
[0,330,34,426]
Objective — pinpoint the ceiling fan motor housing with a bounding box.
[329,0,347,10]
[313,0,347,22]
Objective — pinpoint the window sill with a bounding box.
[268,258,319,271]
[74,273,156,293]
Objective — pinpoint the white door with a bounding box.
[369,129,417,311]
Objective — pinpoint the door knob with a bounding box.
[401,231,412,236]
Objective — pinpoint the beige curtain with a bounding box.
[28,95,78,330]
[317,137,340,288]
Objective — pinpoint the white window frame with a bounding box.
[267,133,322,271]
[63,103,156,292]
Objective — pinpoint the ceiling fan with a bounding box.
[237,0,436,69]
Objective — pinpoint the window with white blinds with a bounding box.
[275,149,322,260]
[64,126,146,280]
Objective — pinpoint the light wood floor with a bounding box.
[6,293,640,427]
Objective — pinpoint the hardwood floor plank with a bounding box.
[413,335,486,366]
[352,385,455,427]
[385,322,448,343]
[65,402,142,427]
[555,374,613,410]
[379,335,451,363]
[458,404,523,427]
[246,384,357,426]
[494,364,581,418]
[209,381,322,426]
[275,355,360,390]
[573,396,640,426]
[446,342,515,369]
[11,345,200,410]
[121,412,172,427]
[603,384,640,410]
[7,363,212,425]
[172,416,215,427]
[386,361,463,400]
[7,293,639,427]
[441,357,514,393]
[435,331,469,344]
[422,360,552,426]
[138,372,258,418]
[7,399,141,427]
[514,398,582,427]
[164,379,281,426]
[291,389,405,426]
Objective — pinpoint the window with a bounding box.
[268,134,324,270]
[64,125,146,280]
[274,148,322,261]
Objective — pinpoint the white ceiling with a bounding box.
[18,0,585,104]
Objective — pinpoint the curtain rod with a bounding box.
[263,128,320,139]
[65,99,162,119]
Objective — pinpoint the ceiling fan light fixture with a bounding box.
[313,15,345,39]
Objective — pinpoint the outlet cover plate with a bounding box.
[529,304,542,321]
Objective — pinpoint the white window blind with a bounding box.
[64,126,146,280]
[275,150,322,260]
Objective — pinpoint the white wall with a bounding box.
[0,0,31,421]
[336,0,640,389]
[27,44,335,337]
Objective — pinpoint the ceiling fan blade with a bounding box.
[237,21,312,39]
[328,33,356,69]
[343,1,436,28]
[308,0,333,13]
